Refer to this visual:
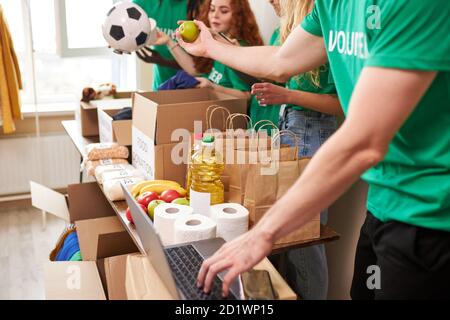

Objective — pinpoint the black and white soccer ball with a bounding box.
[102,2,152,54]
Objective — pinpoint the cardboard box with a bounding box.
[125,254,297,300]
[76,92,133,137]
[30,181,139,300]
[98,107,132,146]
[132,88,248,186]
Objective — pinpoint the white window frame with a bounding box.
[2,0,138,112]
[54,0,115,58]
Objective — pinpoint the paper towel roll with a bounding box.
[211,203,249,242]
[154,204,194,246]
[174,214,217,245]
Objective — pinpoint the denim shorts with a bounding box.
[271,106,337,299]
[279,106,337,158]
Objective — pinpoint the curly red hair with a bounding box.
[194,0,263,74]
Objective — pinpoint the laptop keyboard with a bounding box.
[165,245,237,300]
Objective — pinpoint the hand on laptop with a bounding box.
[197,228,274,297]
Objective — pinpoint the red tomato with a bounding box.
[160,190,181,203]
[125,207,134,224]
[137,192,159,208]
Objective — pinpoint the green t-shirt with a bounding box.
[207,61,251,92]
[301,0,450,231]
[249,28,282,130]
[133,0,187,90]
[286,64,337,111]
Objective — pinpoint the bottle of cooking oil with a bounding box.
[186,133,203,198]
[189,135,224,205]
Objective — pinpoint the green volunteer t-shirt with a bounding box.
[133,0,187,90]
[249,28,282,130]
[207,62,251,92]
[205,41,252,93]
[301,0,450,231]
[286,63,337,111]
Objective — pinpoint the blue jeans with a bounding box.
[273,107,337,300]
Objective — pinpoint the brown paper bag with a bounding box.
[242,131,321,245]
[227,130,298,204]
[244,158,320,245]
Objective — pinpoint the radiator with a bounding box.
[0,134,80,196]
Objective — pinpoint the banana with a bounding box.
[139,184,187,197]
[132,180,181,198]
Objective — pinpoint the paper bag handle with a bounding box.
[272,130,300,147]
[226,113,253,130]
[254,120,279,134]
[206,105,230,131]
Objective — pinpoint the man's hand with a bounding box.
[136,47,180,70]
[154,30,171,46]
[252,83,291,106]
[197,227,275,297]
[176,20,216,58]
[195,77,213,88]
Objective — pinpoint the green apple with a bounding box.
[147,200,166,221]
[172,198,190,206]
[179,21,200,43]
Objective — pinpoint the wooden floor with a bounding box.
[0,206,65,300]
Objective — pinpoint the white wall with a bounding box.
[249,0,279,44]
[327,181,369,300]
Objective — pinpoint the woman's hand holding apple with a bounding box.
[176,20,215,58]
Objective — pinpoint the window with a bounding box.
[0,0,136,112]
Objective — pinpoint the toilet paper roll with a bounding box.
[154,204,194,246]
[210,203,249,242]
[174,214,217,245]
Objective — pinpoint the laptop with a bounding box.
[122,184,241,300]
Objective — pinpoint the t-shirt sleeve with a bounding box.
[366,0,450,71]
[301,3,323,37]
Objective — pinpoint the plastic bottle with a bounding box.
[186,133,203,198]
[189,135,225,205]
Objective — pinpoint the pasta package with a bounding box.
[101,168,145,185]
[95,164,135,183]
[84,143,129,161]
[103,177,145,201]
[85,159,129,176]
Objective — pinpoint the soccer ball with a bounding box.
[102,2,152,54]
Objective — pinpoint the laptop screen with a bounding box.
[121,183,180,299]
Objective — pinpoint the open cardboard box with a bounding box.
[30,181,139,300]
[76,92,133,137]
[132,88,248,186]
[98,107,132,146]
[31,181,297,300]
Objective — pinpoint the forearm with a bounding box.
[207,43,284,81]
[257,125,379,241]
[206,30,327,83]
[168,40,199,76]
[158,58,181,70]
[257,68,437,243]
[287,90,343,116]
[211,83,251,100]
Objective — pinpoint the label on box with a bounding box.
[99,110,113,143]
[132,126,155,180]
[96,143,114,150]
[190,189,211,217]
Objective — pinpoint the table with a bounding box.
[62,120,340,254]
[62,120,99,183]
